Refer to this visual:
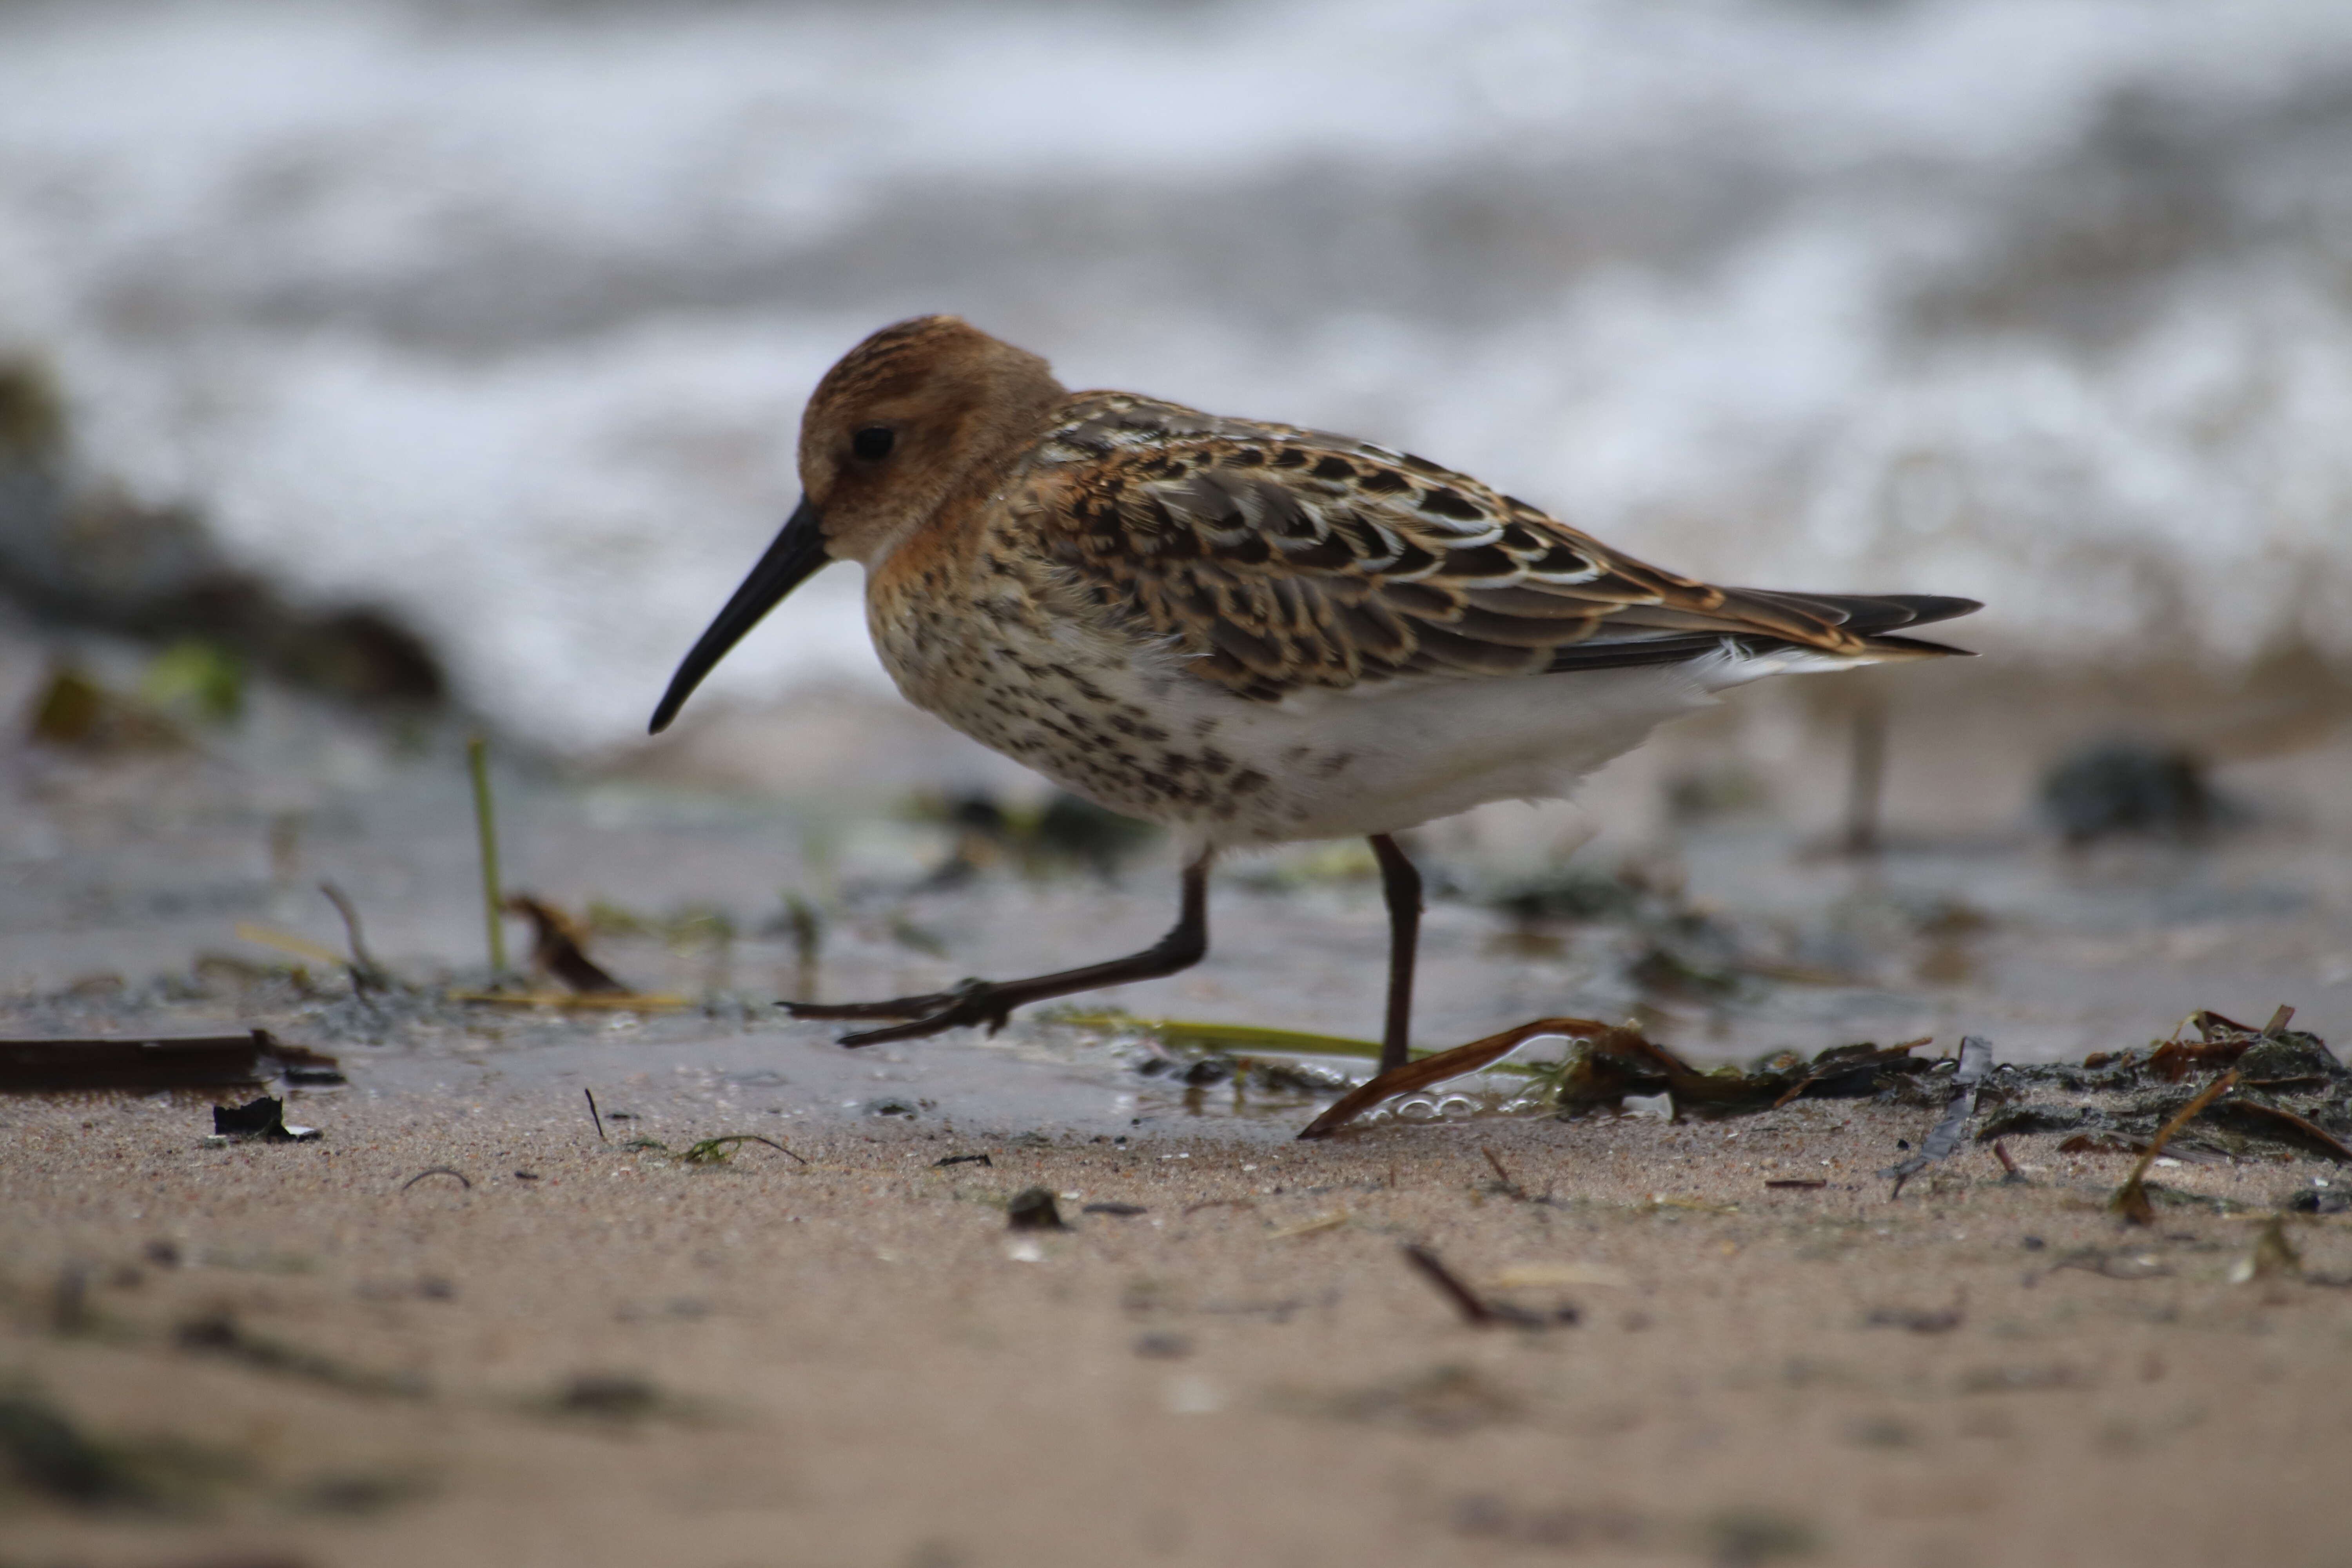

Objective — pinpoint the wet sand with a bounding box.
[9,640,2352,1563]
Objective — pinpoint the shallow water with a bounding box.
[8,645,2350,1142]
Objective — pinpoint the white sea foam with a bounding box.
[2,0,2348,749]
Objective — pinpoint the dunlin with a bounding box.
[651,317,1977,1069]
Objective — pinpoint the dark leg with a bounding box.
[788,852,1212,1047]
[1369,833,1421,1075]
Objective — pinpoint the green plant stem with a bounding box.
[468,733,507,976]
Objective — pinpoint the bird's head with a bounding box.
[648,316,1063,734]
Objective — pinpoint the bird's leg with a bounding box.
[788,852,1212,1047]
[1369,833,1422,1075]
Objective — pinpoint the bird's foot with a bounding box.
[784,980,1015,1046]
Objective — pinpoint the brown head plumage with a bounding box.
[648,315,1063,732]
[797,315,1065,566]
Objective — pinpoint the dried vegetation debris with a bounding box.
[1289,990,2352,1192]
[1546,1027,1939,1121]
[1280,1014,1943,1140]
[0,1027,339,1093]
[1976,1008,2352,1166]
[502,893,628,995]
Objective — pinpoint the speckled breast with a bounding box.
[864,543,1294,837]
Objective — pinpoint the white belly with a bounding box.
[871,571,1854,848]
[1151,660,1728,847]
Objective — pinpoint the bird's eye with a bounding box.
[851,426,895,462]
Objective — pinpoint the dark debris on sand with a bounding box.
[1546,1027,1939,1120]
[1536,1005,2352,1178]
[1975,1008,2352,1165]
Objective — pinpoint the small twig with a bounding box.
[1993,1139,2024,1181]
[467,733,507,977]
[318,880,389,993]
[1403,1242,1497,1325]
[1480,1145,1525,1199]
[2114,1068,2239,1225]
[400,1167,472,1193]
[932,1152,991,1168]
[584,1088,606,1142]
[1401,1243,1579,1329]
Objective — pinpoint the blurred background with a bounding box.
[5,0,2352,1061]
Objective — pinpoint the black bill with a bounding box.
[648,495,833,734]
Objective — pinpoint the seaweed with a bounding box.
[2113,1070,2239,1225]
[1548,1029,1933,1122]
[686,1135,804,1166]
[1978,1005,2351,1168]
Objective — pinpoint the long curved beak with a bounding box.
[648,496,833,734]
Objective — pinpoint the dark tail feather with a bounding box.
[1542,592,1980,676]
[1736,590,1982,637]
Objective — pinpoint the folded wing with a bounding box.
[1030,394,1978,701]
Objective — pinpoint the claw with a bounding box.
[769,856,1210,1050]
[789,980,1007,1047]
[837,1014,954,1047]
[784,986,970,1023]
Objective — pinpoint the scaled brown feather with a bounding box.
[1020,392,1972,701]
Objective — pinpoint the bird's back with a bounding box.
[998,390,1974,705]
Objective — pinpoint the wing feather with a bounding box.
[1025,393,1977,698]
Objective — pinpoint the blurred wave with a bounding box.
[3,0,2350,749]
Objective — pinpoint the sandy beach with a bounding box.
[6,1070,2351,1568]
[5,649,2352,1566]
[9,4,2352,1560]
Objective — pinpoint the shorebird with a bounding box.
[650,317,1977,1071]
